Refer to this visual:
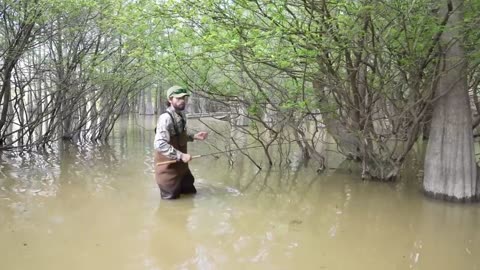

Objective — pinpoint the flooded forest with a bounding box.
[1,0,480,269]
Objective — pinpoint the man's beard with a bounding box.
[173,103,185,111]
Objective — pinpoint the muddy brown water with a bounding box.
[0,116,479,270]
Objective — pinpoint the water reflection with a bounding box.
[406,199,480,270]
[0,116,479,270]
[148,200,197,269]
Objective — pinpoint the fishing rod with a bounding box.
[156,141,296,166]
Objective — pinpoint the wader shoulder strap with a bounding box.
[165,111,186,136]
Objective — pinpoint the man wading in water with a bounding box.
[154,85,208,199]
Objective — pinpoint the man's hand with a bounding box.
[193,131,208,141]
[181,153,192,163]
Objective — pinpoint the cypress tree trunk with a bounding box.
[423,0,479,201]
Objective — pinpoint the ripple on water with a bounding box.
[194,180,243,198]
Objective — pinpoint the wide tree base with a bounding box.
[422,190,479,203]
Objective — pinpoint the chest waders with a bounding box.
[154,111,196,199]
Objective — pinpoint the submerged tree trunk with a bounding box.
[145,89,154,115]
[423,0,479,201]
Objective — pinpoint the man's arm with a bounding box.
[182,113,208,142]
[187,131,195,142]
[186,130,208,141]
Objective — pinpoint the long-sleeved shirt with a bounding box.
[154,106,194,160]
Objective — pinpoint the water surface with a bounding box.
[0,116,479,270]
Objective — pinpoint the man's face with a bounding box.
[169,96,188,111]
